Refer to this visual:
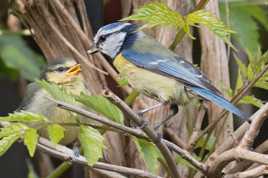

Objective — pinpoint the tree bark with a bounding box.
[198,0,234,146]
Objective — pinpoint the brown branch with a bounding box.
[165,128,188,149]
[206,103,268,177]
[191,65,268,147]
[38,138,162,178]
[42,7,107,75]
[77,90,179,178]
[104,90,208,177]
[52,0,131,93]
[239,103,268,149]
[52,98,206,174]
[208,148,268,177]
[163,140,207,174]
[224,165,268,178]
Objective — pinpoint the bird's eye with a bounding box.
[57,67,67,72]
[99,36,106,43]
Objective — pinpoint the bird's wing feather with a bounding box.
[190,87,246,119]
[121,48,220,93]
[121,39,246,119]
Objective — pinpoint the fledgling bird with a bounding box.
[19,58,88,144]
[89,22,246,120]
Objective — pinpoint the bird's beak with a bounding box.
[87,45,99,54]
[66,64,81,76]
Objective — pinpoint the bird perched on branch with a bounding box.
[19,58,87,144]
[88,22,246,121]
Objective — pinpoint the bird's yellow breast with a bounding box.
[113,54,189,104]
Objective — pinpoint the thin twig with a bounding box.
[38,138,162,178]
[224,165,268,178]
[165,128,188,149]
[192,65,268,146]
[163,140,207,174]
[208,148,268,177]
[52,0,132,93]
[206,103,268,177]
[104,91,180,178]
[43,7,107,75]
[104,90,206,178]
[46,161,71,178]
[239,103,268,149]
[51,98,206,173]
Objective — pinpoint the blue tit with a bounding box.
[89,22,246,119]
[19,58,88,144]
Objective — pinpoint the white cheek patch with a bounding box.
[101,32,127,58]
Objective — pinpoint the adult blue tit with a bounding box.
[19,58,88,144]
[89,22,246,119]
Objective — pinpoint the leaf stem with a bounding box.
[169,0,210,50]
[46,161,71,178]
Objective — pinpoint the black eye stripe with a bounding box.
[56,67,69,72]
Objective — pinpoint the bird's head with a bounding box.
[44,58,82,85]
[88,22,137,58]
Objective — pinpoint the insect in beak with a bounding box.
[66,64,81,76]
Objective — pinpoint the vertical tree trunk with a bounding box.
[15,1,126,178]
[198,0,233,144]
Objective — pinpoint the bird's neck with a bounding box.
[61,76,88,95]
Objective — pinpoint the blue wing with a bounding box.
[121,33,246,119]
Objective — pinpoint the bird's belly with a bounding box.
[114,54,189,104]
[26,90,79,145]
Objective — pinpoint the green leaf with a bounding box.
[239,95,263,108]
[76,93,124,124]
[195,134,216,152]
[79,125,105,165]
[255,80,268,90]
[0,134,20,156]
[175,155,198,170]
[235,70,243,91]
[122,2,184,29]
[0,35,44,81]
[0,123,26,139]
[134,138,161,174]
[36,80,76,103]
[24,128,39,157]
[116,77,129,87]
[220,5,260,54]
[47,124,65,144]
[235,58,247,79]
[242,5,268,32]
[186,10,235,41]
[27,161,38,178]
[0,112,47,123]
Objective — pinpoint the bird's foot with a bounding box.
[138,120,149,129]
[154,104,179,130]
[72,142,80,157]
[137,102,163,116]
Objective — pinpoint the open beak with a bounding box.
[87,45,99,54]
[66,64,81,76]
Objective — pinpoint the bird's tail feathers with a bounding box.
[190,86,247,120]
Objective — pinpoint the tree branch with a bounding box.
[224,165,268,178]
[191,65,268,147]
[52,98,206,174]
[239,103,268,149]
[206,103,268,177]
[51,0,131,93]
[38,137,163,178]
